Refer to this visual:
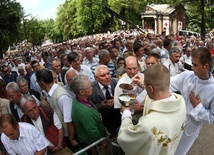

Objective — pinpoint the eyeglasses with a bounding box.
[104,45,110,48]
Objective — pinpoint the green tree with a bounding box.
[0,0,23,58]
[55,0,72,40]
[24,17,46,46]
[181,0,214,38]
[40,18,62,43]
[75,0,108,35]
[52,0,214,39]
[55,0,109,38]
[108,0,146,28]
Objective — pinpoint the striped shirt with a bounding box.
[1,122,49,155]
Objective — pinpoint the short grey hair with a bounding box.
[84,47,94,54]
[64,69,78,84]
[150,48,158,54]
[124,39,134,45]
[70,74,89,94]
[169,47,180,55]
[19,94,35,112]
[94,65,109,76]
[17,78,28,87]
[18,65,24,71]
[6,82,20,92]
[99,49,109,59]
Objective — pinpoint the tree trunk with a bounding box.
[201,0,205,39]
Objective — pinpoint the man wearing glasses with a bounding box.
[2,65,17,85]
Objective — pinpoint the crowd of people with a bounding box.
[0,28,214,155]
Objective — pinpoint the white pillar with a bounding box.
[154,17,158,34]
[141,16,144,29]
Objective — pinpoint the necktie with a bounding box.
[58,75,61,82]
[104,86,111,100]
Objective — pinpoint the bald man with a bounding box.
[114,56,144,115]
[63,69,78,99]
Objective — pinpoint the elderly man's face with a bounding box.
[96,67,111,86]
[18,69,25,76]
[170,53,181,64]
[25,65,32,74]
[186,48,192,57]
[146,57,159,69]
[124,57,139,78]
[6,89,21,104]
[52,60,61,74]
[66,71,77,85]
[19,82,28,94]
[126,41,133,50]
[1,122,19,140]
[102,54,111,64]
[23,100,39,121]
[85,49,94,61]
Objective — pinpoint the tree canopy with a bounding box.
[0,0,23,58]
[1,0,214,57]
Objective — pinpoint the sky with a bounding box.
[17,0,65,20]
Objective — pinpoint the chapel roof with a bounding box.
[142,4,175,15]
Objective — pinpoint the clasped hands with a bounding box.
[100,97,114,109]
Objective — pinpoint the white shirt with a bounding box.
[79,65,95,83]
[30,72,42,92]
[160,47,169,64]
[138,59,146,72]
[170,71,214,123]
[68,65,95,83]
[11,63,26,75]
[171,71,214,154]
[163,58,180,77]
[48,83,72,123]
[180,54,192,66]
[32,112,62,146]
[82,57,99,68]
[98,82,112,97]
[1,122,49,155]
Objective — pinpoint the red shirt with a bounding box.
[210,49,214,55]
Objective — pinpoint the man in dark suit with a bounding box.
[2,65,17,85]
[24,64,34,89]
[89,65,121,138]
[17,78,40,104]
[51,58,67,85]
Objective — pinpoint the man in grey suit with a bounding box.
[89,65,121,138]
